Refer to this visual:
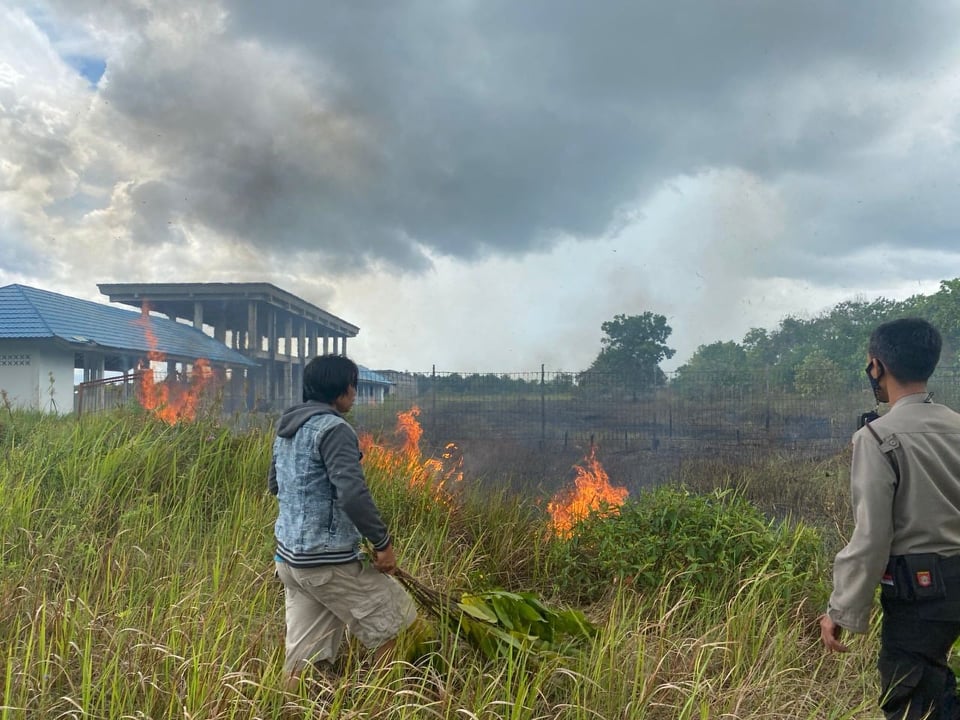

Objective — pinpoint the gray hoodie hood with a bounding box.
[275,401,340,439]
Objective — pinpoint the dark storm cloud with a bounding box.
[27,0,960,275]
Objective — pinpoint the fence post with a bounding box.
[540,364,546,448]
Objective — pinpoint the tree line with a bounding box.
[405,278,960,398]
[672,278,960,397]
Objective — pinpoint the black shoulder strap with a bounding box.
[864,420,900,488]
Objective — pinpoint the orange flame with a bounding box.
[547,445,628,538]
[396,406,424,460]
[424,442,464,484]
[358,406,462,501]
[134,306,214,424]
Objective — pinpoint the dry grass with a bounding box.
[0,409,887,719]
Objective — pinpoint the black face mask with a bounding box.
[858,361,883,429]
[865,361,884,404]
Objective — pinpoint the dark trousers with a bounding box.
[879,596,960,720]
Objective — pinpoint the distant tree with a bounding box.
[742,327,778,368]
[904,278,960,365]
[582,312,675,397]
[741,297,904,389]
[814,297,902,374]
[793,349,846,397]
[672,341,750,400]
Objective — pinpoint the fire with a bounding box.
[396,406,424,459]
[424,442,464,484]
[359,406,463,500]
[134,306,214,424]
[547,445,628,538]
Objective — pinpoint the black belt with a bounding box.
[891,553,960,578]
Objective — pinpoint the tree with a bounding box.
[582,312,675,396]
[672,340,750,400]
[793,349,845,397]
[739,297,903,389]
[742,327,777,368]
[906,279,960,365]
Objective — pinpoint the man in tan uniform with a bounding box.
[821,318,960,719]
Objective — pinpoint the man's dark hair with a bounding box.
[302,355,359,403]
[868,318,942,383]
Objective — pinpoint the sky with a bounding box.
[2,1,959,373]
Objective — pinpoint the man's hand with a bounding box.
[373,545,398,575]
[819,613,850,653]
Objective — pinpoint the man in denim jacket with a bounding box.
[269,355,416,682]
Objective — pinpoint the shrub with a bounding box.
[547,485,826,607]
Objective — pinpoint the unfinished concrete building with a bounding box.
[98,282,359,411]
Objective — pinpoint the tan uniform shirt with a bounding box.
[828,393,960,633]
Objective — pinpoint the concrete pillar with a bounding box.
[247,302,258,353]
[296,321,307,403]
[193,302,203,330]
[284,316,294,407]
[266,309,277,406]
[341,337,347,356]
[247,301,259,410]
[284,317,293,358]
[323,335,329,355]
[268,310,277,357]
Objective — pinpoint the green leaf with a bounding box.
[515,600,546,625]
[458,596,498,624]
[488,595,516,630]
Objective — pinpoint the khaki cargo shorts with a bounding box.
[276,560,417,674]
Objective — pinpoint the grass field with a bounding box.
[0,407,894,719]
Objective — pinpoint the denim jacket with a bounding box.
[269,402,391,566]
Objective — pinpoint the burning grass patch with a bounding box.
[544,485,828,607]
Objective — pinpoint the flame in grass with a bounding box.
[547,445,629,538]
[424,442,464,484]
[134,307,214,424]
[396,406,424,459]
[359,406,463,501]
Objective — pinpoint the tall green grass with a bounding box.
[1,409,884,718]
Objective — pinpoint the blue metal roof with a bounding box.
[0,284,257,366]
[358,365,393,386]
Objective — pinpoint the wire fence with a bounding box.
[348,366,960,491]
[74,365,960,491]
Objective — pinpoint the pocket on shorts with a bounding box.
[348,575,416,648]
[300,565,336,589]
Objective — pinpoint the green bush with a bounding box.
[548,486,827,606]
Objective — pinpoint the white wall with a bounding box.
[356,382,387,404]
[0,340,75,413]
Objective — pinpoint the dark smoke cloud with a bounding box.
[13,0,956,278]
[3,0,960,373]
